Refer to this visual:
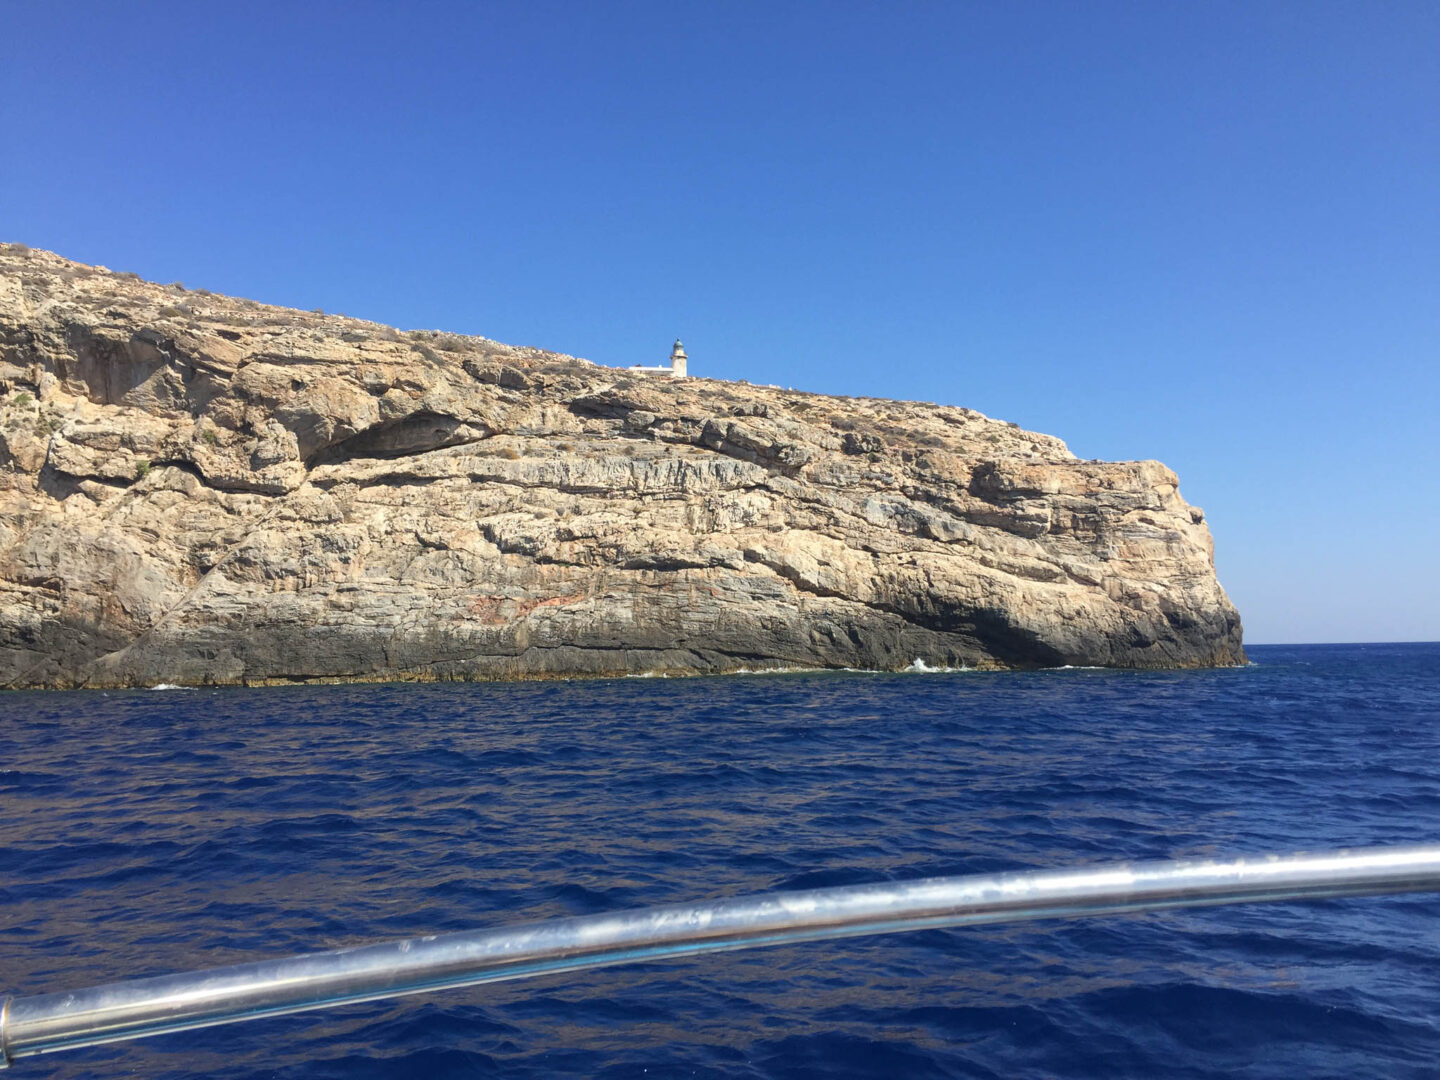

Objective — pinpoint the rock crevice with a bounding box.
[0,246,1244,687]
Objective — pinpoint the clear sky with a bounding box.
[4,2,1437,644]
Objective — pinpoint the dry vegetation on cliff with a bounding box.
[0,245,1243,687]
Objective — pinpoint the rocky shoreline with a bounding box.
[0,245,1243,689]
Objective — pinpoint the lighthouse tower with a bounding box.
[626,340,690,377]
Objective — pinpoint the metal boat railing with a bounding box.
[4,845,1439,1067]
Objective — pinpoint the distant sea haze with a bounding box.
[4,642,1438,1078]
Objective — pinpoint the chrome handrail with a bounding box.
[4,845,1439,1066]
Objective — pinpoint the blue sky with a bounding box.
[4,2,1437,644]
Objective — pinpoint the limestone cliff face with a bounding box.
[0,246,1243,687]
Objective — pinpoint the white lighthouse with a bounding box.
[627,339,689,377]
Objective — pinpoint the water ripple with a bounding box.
[2,643,1438,1077]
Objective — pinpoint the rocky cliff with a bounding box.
[0,245,1243,688]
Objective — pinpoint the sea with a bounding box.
[3,642,1439,1079]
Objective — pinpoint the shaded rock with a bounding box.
[0,244,1244,688]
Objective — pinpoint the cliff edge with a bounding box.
[0,246,1243,687]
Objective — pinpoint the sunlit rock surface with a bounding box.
[0,245,1243,687]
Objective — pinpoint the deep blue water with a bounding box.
[3,642,1439,1078]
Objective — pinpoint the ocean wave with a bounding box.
[901,658,974,673]
[5,642,1438,1078]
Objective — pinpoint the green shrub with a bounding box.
[12,391,32,407]
[134,458,151,479]
[202,428,219,447]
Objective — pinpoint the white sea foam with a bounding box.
[628,661,984,679]
[149,683,189,690]
[728,666,827,676]
[901,658,974,674]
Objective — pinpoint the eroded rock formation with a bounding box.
[0,245,1243,687]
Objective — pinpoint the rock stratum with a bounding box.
[0,246,1243,688]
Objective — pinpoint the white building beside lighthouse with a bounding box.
[629,340,688,378]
